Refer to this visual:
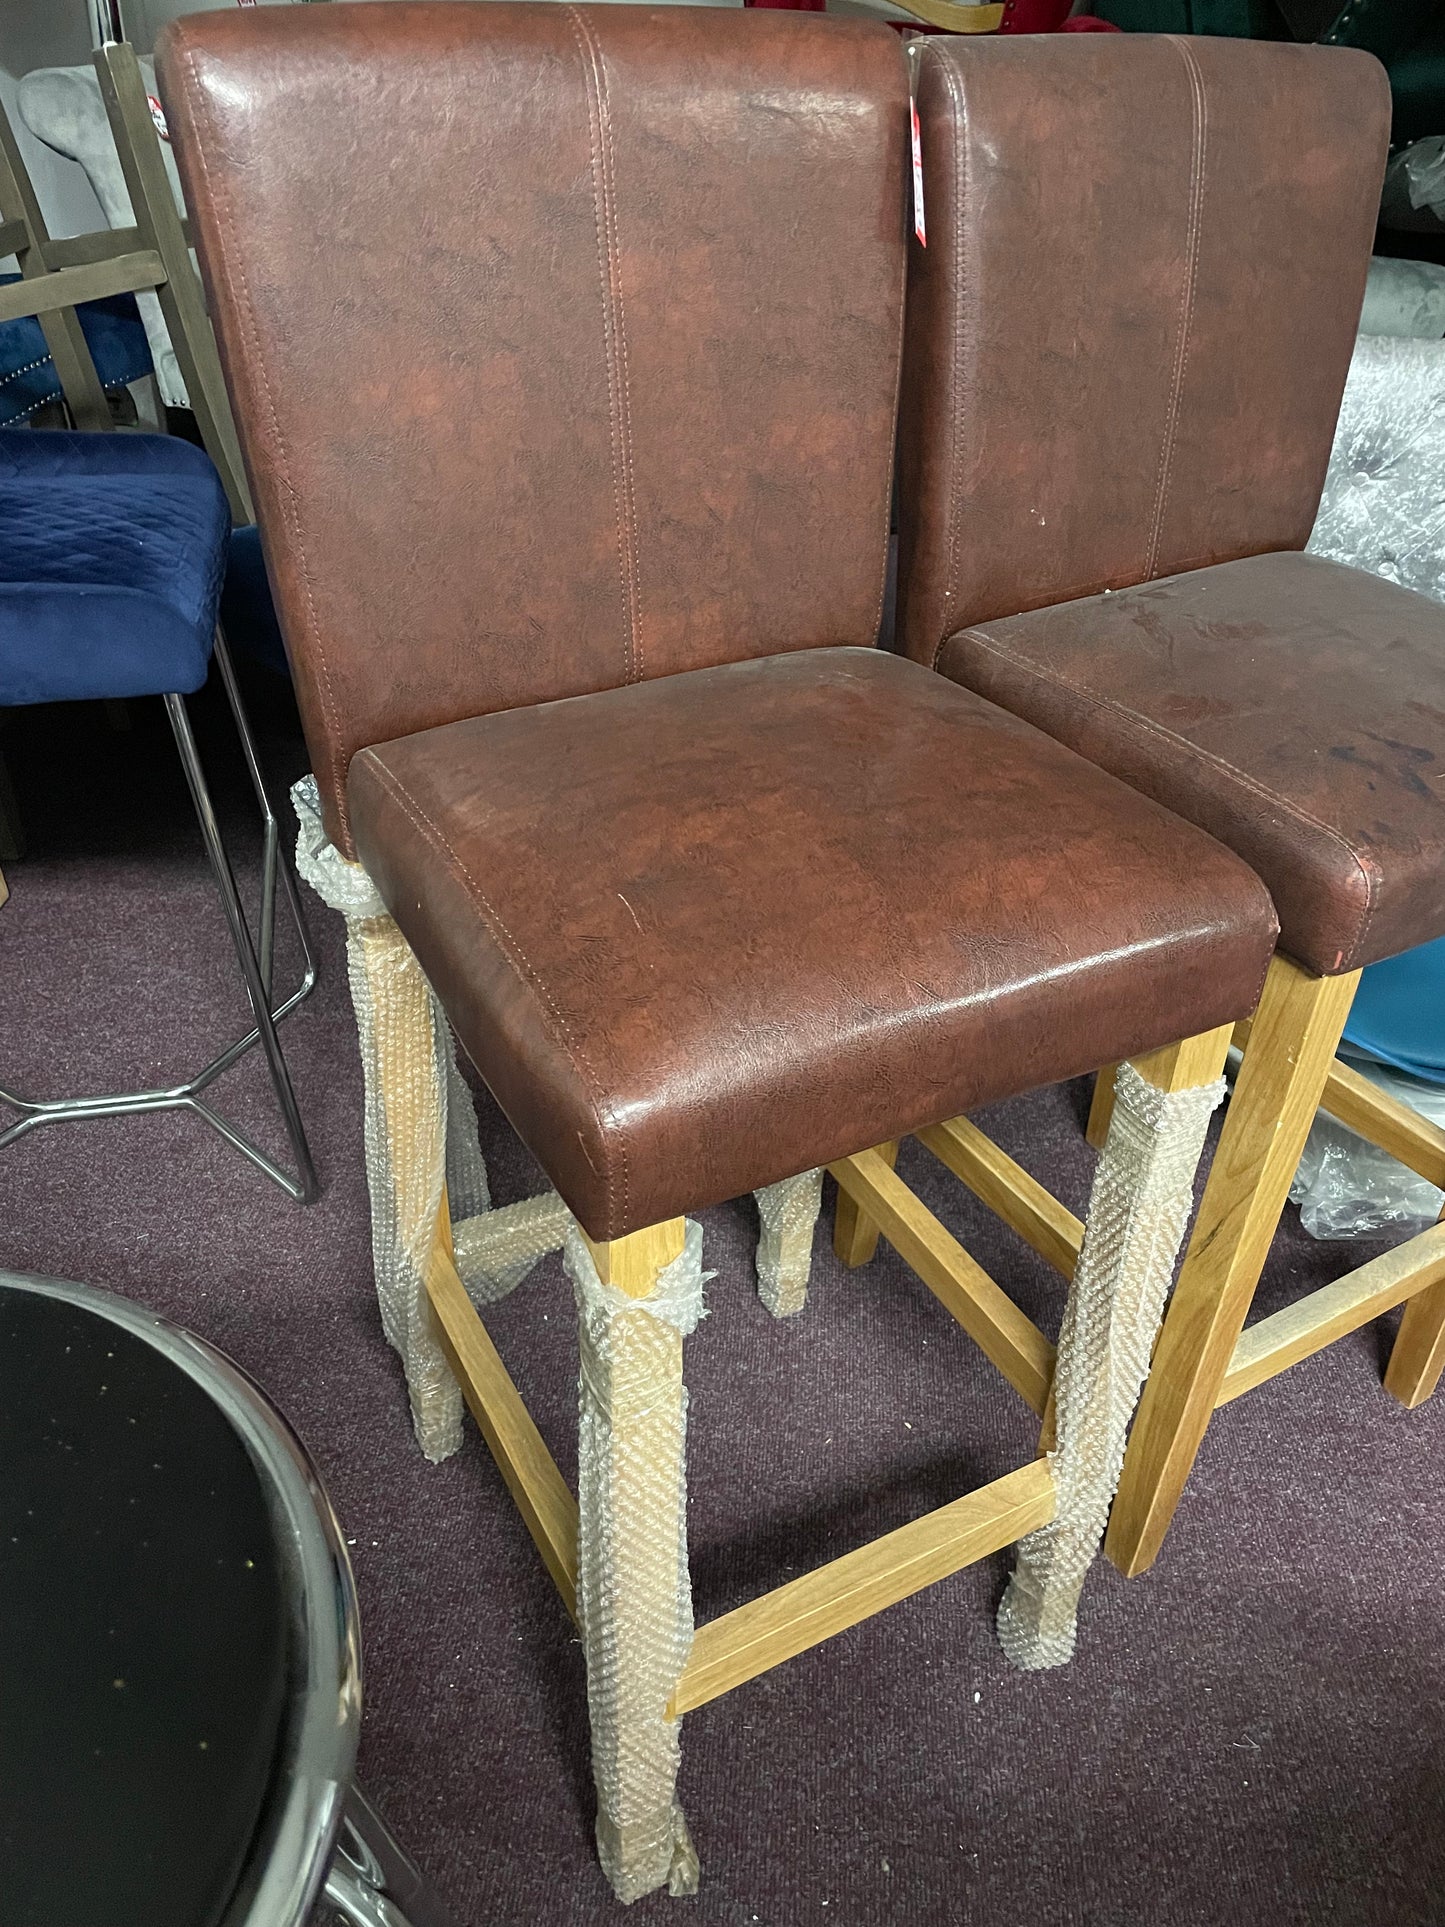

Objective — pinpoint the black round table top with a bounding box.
[0,1284,289,1927]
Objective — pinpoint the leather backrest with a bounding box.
[896,34,1390,667]
[159,4,908,851]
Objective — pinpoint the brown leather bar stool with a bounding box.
[889,31,1445,1579]
[159,5,1275,1899]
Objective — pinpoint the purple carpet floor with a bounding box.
[1,675,1442,1926]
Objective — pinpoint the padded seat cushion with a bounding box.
[0,428,229,704]
[936,551,1445,978]
[349,647,1275,1239]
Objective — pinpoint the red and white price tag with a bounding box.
[146,94,170,143]
[910,99,926,248]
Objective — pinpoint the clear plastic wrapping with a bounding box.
[1307,333,1445,605]
[1358,256,1445,341]
[753,1167,825,1317]
[564,1221,710,1903]
[997,1062,1225,1670]
[453,1191,576,1302]
[294,776,572,1460]
[1381,137,1445,230]
[1290,1058,1445,1240]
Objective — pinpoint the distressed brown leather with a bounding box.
[158,4,909,853]
[940,553,1445,979]
[349,649,1276,1239]
[896,34,1390,666]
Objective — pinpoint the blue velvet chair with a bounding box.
[0,428,317,1200]
[0,281,153,428]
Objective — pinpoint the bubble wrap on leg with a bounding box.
[997,1061,1225,1670]
[342,911,466,1462]
[753,1168,824,1317]
[454,1191,575,1303]
[564,1222,710,1904]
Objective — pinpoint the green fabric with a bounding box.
[1189,0,1263,32]
[1319,0,1435,65]
[1092,0,1444,148]
[1388,27,1445,146]
[1090,0,1268,33]
[1089,0,1189,28]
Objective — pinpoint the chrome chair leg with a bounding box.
[212,627,311,996]
[0,652,319,1202]
[164,688,319,1202]
[324,1784,461,1927]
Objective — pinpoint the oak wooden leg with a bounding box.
[1085,1065,1117,1150]
[576,1220,700,1903]
[832,1140,898,1267]
[1384,1244,1445,1409]
[1105,955,1359,1577]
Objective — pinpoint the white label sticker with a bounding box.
[911,101,926,248]
[147,94,170,143]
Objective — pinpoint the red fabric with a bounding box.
[997,0,1122,25]
[996,0,1071,28]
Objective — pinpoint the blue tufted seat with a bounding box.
[0,425,315,1202]
[0,428,230,705]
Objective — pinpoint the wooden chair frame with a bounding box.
[839,949,1445,1581]
[412,1023,1226,1717]
[91,42,252,520]
[0,46,254,868]
[0,45,250,519]
[1100,951,1445,1574]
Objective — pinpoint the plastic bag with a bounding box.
[1306,334,1445,604]
[1290,1056,1445,1240]
[1382,137,1445,225]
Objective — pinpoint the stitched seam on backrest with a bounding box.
[1144,39,1208,584]
[568,6,644,686]
[181,47,353,847]
[939,54,975,660]
[356,749,631,1238]
[958,623,1380,963]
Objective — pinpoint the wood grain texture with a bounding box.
[1236,1014,1445,1188]
[1130,1024,1234,1094]
[829,1146,1054,1412]
[891,0,1005,29]
[1321,1057,1445,1189]
[581,1219,687,1298]
[43,225,145,268]
[833,1140,898,1268]
[427,1232,581,1616]
[670,1458,1053,1715]
[1220,1221,1445,1404]
[0,250,166,324]
[917,1115,1082,1280]
[1085,1065,1117,1150]
[1384,1265,1445,1409]
[1106,956,1359,1576]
